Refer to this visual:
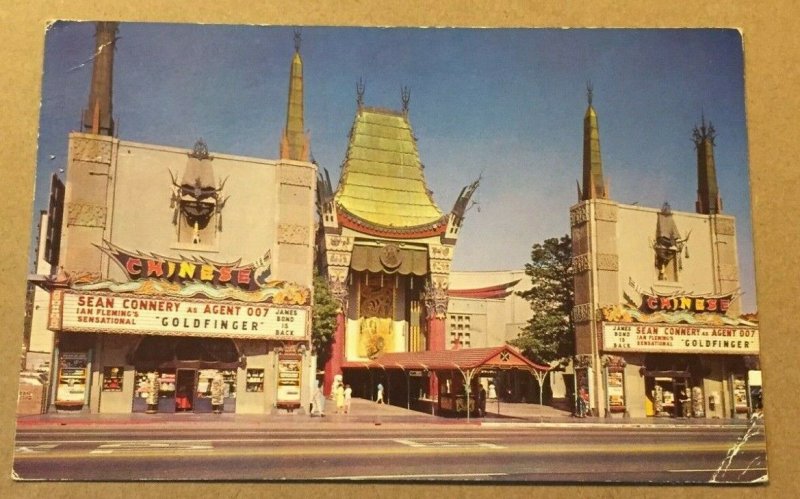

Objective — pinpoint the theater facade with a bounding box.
[571,91,760,419]
[41,24,316,414]
[316,85,479,397]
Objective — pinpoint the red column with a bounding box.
[427,315,446,398]
[323,311,345,396]
[427,316,446,351]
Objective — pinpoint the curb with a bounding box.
[16,416,754,431]
[479,421,753,430]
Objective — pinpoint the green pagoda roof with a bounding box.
[335,107,444,229]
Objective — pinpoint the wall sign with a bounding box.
[276,355,302,409]
[640,293,732,314]
[99,241,271,291]
[602,322,759,354]
[51,290,309,340]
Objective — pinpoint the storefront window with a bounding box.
[732,375,749,415]
[606,369,625,413]
[102,366,124,392]
[276,356,301,409]
[55,352,88,408]
[246,369,265,392]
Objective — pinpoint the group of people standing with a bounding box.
[334,381,353,414]
[310,378,353,416]
[310,379,387,417]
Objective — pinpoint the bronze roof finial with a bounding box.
[401,86,411,115]
[356,77,365,109]
[692,111,716,147]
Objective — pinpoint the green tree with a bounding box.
[512,235,574,364]
[311,272,339,369]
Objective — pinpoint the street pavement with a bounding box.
[14,397,759,430]
[13,398,767,483]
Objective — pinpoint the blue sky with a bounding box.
[32,23,756,311]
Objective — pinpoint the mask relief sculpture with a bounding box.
[653,202,690,281]
[170,139,228,245]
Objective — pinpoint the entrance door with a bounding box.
[646,375,690,417]
[673,379,689,418]
[175,369,196,412]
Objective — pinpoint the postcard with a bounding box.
[13,22,766,484]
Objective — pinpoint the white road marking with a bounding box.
[324,472,508,480]
[14,444,58,454]
[477,443,505,449]
[90,441,213,454]
[393,439,425,447]
[393,439,506,449]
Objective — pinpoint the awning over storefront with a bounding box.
[130,336,242,370]
[349,244,428,276]
[347,344,550,372]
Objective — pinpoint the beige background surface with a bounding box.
[0,1,796,497]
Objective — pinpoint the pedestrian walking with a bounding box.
[335,381,345,414]
[578,387,589,418]
[311,381,325,417]
[376,382,384,404]
[344,384,353,414]
[478,385,487,417]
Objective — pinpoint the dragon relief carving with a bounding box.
[422,277,449,320]
[601,354,627,368]
[572,254,590,273]
[327,268,350,312]
[570,204,590,226]
[428,244,452,259]
[327,235,354,251]
[327,251,351,267]
[572,303,593,323]
[430,260,451,274]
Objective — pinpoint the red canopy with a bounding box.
[344,344,550,372]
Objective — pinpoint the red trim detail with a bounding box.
[337,211,447,239]
[448,280,521,299]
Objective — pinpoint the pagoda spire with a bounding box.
[581,83,607,200]
[81,22,118,136]
[693,113,722,214]
[280,31,309,161]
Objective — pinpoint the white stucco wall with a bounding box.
[446,270,532,348]
[615,204,723,299]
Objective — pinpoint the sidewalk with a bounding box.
[15,398,759,430]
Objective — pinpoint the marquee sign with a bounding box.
[602,322,759,355]
[98,241,271,291]
[49,290,309,340]
[640,293,733,314]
